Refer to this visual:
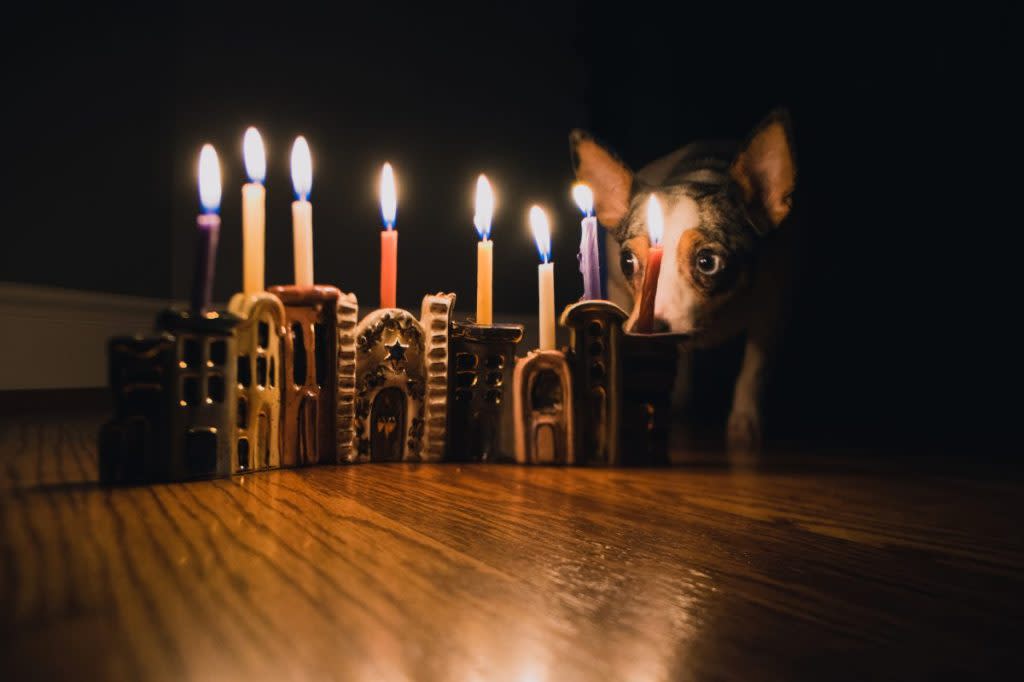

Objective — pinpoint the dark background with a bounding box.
[2,3,1014,452]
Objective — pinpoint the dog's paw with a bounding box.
[726,408,762,454]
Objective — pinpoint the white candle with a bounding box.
[573,183,601,300]
[242,127,266,294]
[530,205,555,351]
[290,136,314,288]
[474,174,494,325]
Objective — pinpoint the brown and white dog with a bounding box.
[570,111,797,452]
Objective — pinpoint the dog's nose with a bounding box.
[651,318,670,333]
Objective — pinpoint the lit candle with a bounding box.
[241,127,266,295]
[290,136,314,288]
[192,144,222,313]
[379,162,398,308]
[634,194,664,333]
[529,205,556,351]
[573,183,601,300]
[474,174,494,325]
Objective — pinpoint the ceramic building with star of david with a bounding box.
[346,293,456,463]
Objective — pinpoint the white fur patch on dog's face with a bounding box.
[653,194,701,332]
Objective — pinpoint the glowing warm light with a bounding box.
[198,144,221,213]
[572,183,594,216]
[474,174,494,239]
[243,127,266,184]
[646,194,664,246]
[529,205,551,263]
[380,162,397,229]
[290,136,312,200]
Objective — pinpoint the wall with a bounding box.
[2,4,592,313]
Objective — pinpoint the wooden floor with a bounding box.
[0,411,1021,681]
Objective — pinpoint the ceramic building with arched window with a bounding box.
[229,291,286,472]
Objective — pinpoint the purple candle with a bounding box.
[573,183,602,300]
[192,144,222,313]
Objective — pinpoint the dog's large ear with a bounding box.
[730,110,797,232]
[570,130,634,229]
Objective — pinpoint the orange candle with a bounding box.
[474,174,494,324]
[379,163,398,308]
[634,194,664,333]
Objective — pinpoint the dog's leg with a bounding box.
[727,232,791,454]
[727,335,768,453]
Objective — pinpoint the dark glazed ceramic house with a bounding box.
[157,309,241,479]
[99,309,241,483]
[620,333,677,466]
[447,321,524,461]
[99,334,176,483]
[562,300,679,466]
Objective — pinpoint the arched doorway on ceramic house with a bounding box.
[353,309,428,462]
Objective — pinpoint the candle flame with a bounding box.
[572,183,594,216]
[474,174,494,240]
[529,205,551,263]
[646,194,664,246]
[243,127,266,184]
[198,144,221,213]
[290,136,312,201]
[380,162,397,229]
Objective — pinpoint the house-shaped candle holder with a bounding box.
[99,309,242,483]
[156,309,242,479]
[446,321,524,461]
[267,284,358,467]
[228,292,287,473]
[620,332,678,466]
[99,333,176,483]
[349,293,454,463]
[512,349,574,464]
[561,300,627,465]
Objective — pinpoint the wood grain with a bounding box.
[0,411,1021,681]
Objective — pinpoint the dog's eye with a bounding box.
[695,249,723,276]
[620,249,639,278]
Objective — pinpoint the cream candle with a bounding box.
[290,136,314,288]
[474,174,494,325]
[241,127,266,294]
[529,206,555,351]
[379,162,398,309]
[634,194,664,333]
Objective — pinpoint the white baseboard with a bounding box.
[0,283,176,390]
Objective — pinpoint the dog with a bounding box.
[570,110,797,452]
